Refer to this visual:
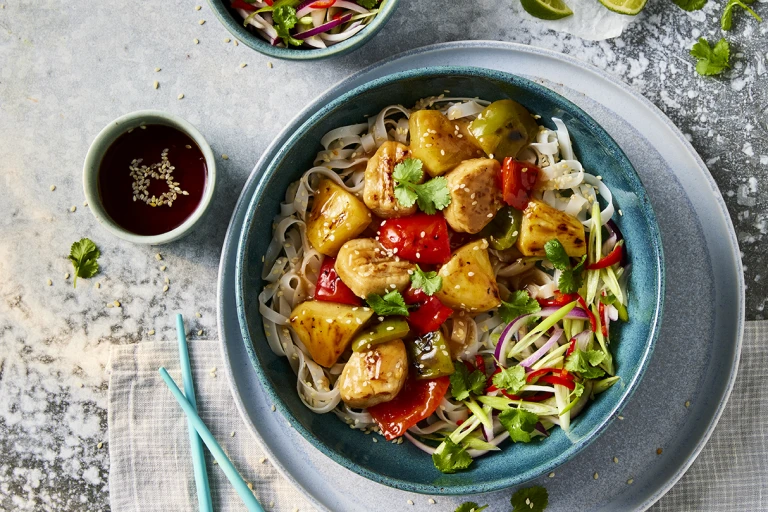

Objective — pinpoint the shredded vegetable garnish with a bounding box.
[258,93,630,473]
[232,0,382,49]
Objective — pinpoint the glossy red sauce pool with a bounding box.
[98,125,207,236]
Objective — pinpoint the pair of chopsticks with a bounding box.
[160,314,264,512]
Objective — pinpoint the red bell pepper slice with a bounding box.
[475,355,486,375]
[311,0,336,7]
[566,335,578,357]
[500,158,540,210]
[536,291,579,307]
[231,0,258,10]
[407,296,453,336]
[368,376,450,440]
[577,296,598,333]
[379,213,451,265]
[524,392,554,402]
[587,241,624,270]
[314,257,362,306]
[403,286,428,305]
[538,375,576,390]
[599,301,608,337]
[526,367,567,383]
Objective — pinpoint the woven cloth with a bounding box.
[108,322,768,512]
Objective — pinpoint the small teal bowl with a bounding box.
[235,67,664,494]
[207,0,400,61]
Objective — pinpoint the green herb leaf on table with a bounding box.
[365,290,409,316]
[498,408,539,443]
[721,0,762,30]
[450,361,486,401]
[492,365,527,396]
[511,485,549,512]
[690,37,731,76]
[393,158,452,215]
[499,290,541,323]
[565,349,607,380]
[455,503,489,512]
[432,438,473,474]
[410,265,442,295]
[68,238,100,288]
[671,0,707,11]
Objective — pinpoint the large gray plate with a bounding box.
[216,42,744,511]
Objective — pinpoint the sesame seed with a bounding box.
[271,404,276,412]
[198,19,205,24]
[177,93,184,100]
[70,206,77,212]
[685,400,691,408]
[83,201,88,207]
[259,457,266,463]
[440,149,445,155]
[428,498,435,504]
[193,38,199,44]
[97,442,103,449]
[234,39,239,46]
[160,265,167,271]
[46,279,52,286]
[149,329,155,335]
[247,482,253,490]
[64,273,70,279]
[153,81,159,89]
[155,67,161,72]
[267,61,273,68]
[593,472,599,480]
[155,253,163,261]
[627,478,634,485]
[113,300,121,307]
[407,500,414,506]
[548,472,555,478]
[196,312,202,318]
[50,185,56,191]
[95,282,100,289]
[416,252,421,258]
[222,154,229,160]
[468,271,475,276]
[487,213,493,218]
[617,415,624,420]
[613,457,619,463]
[372,437,378,443]
[230,431,235,437]
[224,37,231,43]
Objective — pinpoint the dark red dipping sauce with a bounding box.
[98,124,207,236]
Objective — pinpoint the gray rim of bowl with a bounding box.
[82,110,217,245]
[205,0,400,61]
[233,65,665,495]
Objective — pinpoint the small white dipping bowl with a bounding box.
[82,110,216,245]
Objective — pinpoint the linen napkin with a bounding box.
[107,341,313,512]
[108,322,768,512]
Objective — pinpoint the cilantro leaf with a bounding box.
[392,158,452,214]
[272,4,303,47]
[432,438,473,474]
[690,37,731,76]
[492,365,527,396]
[565,349,606,380]
[365,290,409,316]
[543,239,570,270]
[558,254,587,294]
[721,0,761,30]
[672,0,707,11]
[499,290,541,323]
[571,381,585,400]
[410,265,442,295]
[511,485,549,512]
[455,503,489,512]
[356,0,379,8]
[68,238,100,288]
[498,408,539,443]
[449,361,486,401]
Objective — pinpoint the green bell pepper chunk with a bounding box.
[481,206,523,250]
[351,317,410,352]
[408,330,455,379]
[468,99,539,160]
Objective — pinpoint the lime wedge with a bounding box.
[598,0,647,15]
[520,0,573,20]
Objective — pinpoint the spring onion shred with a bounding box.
[258,94,626,463]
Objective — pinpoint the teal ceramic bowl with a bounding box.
[207,0,400,61]
[235,67,664,494]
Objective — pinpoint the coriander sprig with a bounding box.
[392,158,451,215]
[68,238,100,288]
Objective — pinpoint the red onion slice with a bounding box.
[519,328,563,368]
[294,13,352,39]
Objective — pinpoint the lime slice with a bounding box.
[598,0,647,15]
[520,0,573,20]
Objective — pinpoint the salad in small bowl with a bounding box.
[208,0,399,60]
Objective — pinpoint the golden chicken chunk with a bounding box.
[409,110,484,177]
[335,238,416,298]
[306,178,372,256]
[516,199,587,257]
[443,158,503,234]
[435,239,501,313]
[363,141,418,219]
[337,339,408,408]
[289,301,373,368]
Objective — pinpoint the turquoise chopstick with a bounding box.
[159,367,265,512]
[176,314,213,512]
